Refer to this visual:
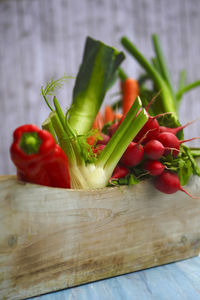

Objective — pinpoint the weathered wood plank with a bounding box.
[0,175,200,299]
[32,257,200,300]
[0,0,200,174]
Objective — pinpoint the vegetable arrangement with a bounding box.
[10,35,200,197]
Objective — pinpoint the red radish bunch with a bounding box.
[102,77,200,196]
[104,110,199,197]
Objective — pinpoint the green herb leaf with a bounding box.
[183,145,200,177]
[41,75,73,111]
[128,174,140,185]
[161,145,200,186]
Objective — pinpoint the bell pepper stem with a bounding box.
[19,132,42,155]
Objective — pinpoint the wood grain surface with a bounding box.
[1,175,200,299]
[31,257,200,300]
[0,0,200,175]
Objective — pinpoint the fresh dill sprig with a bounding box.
[41,75,74,111]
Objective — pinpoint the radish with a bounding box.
[120,141,144,167]
[108,116,125,137]
[144,139,165,160]
[157,132,199,157]
[159,119,196,135]
[134,110,176,144]
[97,134,110,145]
[108,122,119,136]
[133,116,159,144]
[111,165,129,180]
[144,159,165,176]
[154,171,199,198]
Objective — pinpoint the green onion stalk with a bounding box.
[120,35,200,127]
[121,36,177,119]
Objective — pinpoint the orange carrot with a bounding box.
[104,105,115,124]
[92,111,104,131]
[122,78,139,115]
[114,112,123,121]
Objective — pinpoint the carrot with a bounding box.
[104,105,115,124]
[114,112,123,121]
[122,78,139,115]
[92,111,104,131]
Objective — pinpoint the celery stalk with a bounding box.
[97,97,142,168]
[103,109,148,177]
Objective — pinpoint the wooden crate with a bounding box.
[1,174,200,300]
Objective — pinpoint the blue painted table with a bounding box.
[30,257,200,300]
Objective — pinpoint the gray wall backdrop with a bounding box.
[1,0,200,174]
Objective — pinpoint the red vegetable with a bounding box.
[10,124,70,188]
[144,139,165,160]
[134,111,174,144]
[108,116,125,137]
[92,144,106,155]
[157,132,199,157]
[111,165,129,180]
[133,115,160,144]
[97,134,110,145]
[159,119,196,135]
[144,159,165,176]
[154,171,198,198]
[120,141,144,167]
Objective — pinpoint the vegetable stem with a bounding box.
[118,68,128,81]
[105,109,148,176]
[121,36,177,117]
[178,70,187,91]
[152,34,175,98]
[96,97,142,168]
[42,117,57,141]
[49,111,76,165]
[176,80,200,99]
[96,97,148,178]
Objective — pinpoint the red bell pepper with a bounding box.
[10,124,70,188]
